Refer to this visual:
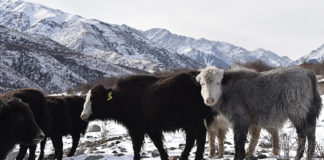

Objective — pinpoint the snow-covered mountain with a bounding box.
[297,44,324,64]
[144,28,293,67]
[0,0,201,72]
[0,25,143,93]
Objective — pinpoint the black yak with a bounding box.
[0,89,51,160]
[80,71,214,160]
[38,96,88,160]
[0,97,44,160]
[197,66,323,160]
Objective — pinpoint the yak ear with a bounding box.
[0,101,8,119]
[221,73,231,85]
[196,74,201,83]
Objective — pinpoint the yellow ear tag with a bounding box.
[107,92,113,101]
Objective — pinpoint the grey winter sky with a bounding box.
[25,0,324,60]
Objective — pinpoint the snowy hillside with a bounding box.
[7,96,324,160]
[0,25,142,93]
[0,0,201,72]
[144,28,293,67]
[297,44,324,64]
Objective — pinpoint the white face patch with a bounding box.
[197,67,224,106]
[81,90,93,120]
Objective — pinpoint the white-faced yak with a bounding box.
[196,66,322,160]
[81,71,214,160]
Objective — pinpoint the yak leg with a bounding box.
[38,136,47,160]
[130,132,144,160]
[67,133,80,157]
[16,144,28,160]
[294,126,306,160]
[51,135,63,160]
[180,131,195,160]
[216,128,226,158]
[207,132,216,158]
[147,131,169,160]
[266,128,279,155]
[27,146,36,160]
[306,122,317,160]
[245,126,260,157]
[16,145,36,160]
[195,127,207,160]
[233,122,249,160]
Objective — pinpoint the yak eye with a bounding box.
[217,82,220,85]
[17,114,25,121]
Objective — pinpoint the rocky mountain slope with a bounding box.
[2,0,323,94]
[297,44,324,64]
[0,0,201,72]
[143,28,293,67]
[0,25,141,93]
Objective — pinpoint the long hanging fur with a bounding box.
[198,66,323,160]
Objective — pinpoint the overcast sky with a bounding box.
[25,0,324,60]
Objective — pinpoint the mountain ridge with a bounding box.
[143,28,293,67]
[0,0,202,73]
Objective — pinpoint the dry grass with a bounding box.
[318,81,324,95]
[316,142,324,158]
[258,134,273,149]
[280,132,297,159]
[238,60,274,72]
[67,77,118,94]
[66,60,324,94]
[300,61,324,76]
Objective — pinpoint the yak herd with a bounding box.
[0,66,322,160]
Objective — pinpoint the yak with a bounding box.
[38,96,88,160]
[196,66,322,160]
[0,97,44,160]
[80,71,214,160]
[0,89,51,160]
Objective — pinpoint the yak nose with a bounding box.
[206,97,215,105]
[36,132,45,140]
[34,130,45,143]
[80,114,89,121]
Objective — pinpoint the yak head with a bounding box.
[0,97,44,145]
[196,66,224,106]
[81,84,115,121]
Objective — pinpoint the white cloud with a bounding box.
[24,0,324,60]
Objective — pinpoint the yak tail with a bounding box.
[309,71,322,120]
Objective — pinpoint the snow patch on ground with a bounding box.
[9,96,324,160]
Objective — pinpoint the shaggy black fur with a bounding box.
[83,71,214,160]
[0,89,50,160]
[39,96,88,160]
[0,97,44,160]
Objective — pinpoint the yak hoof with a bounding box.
[216,154,223,158]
